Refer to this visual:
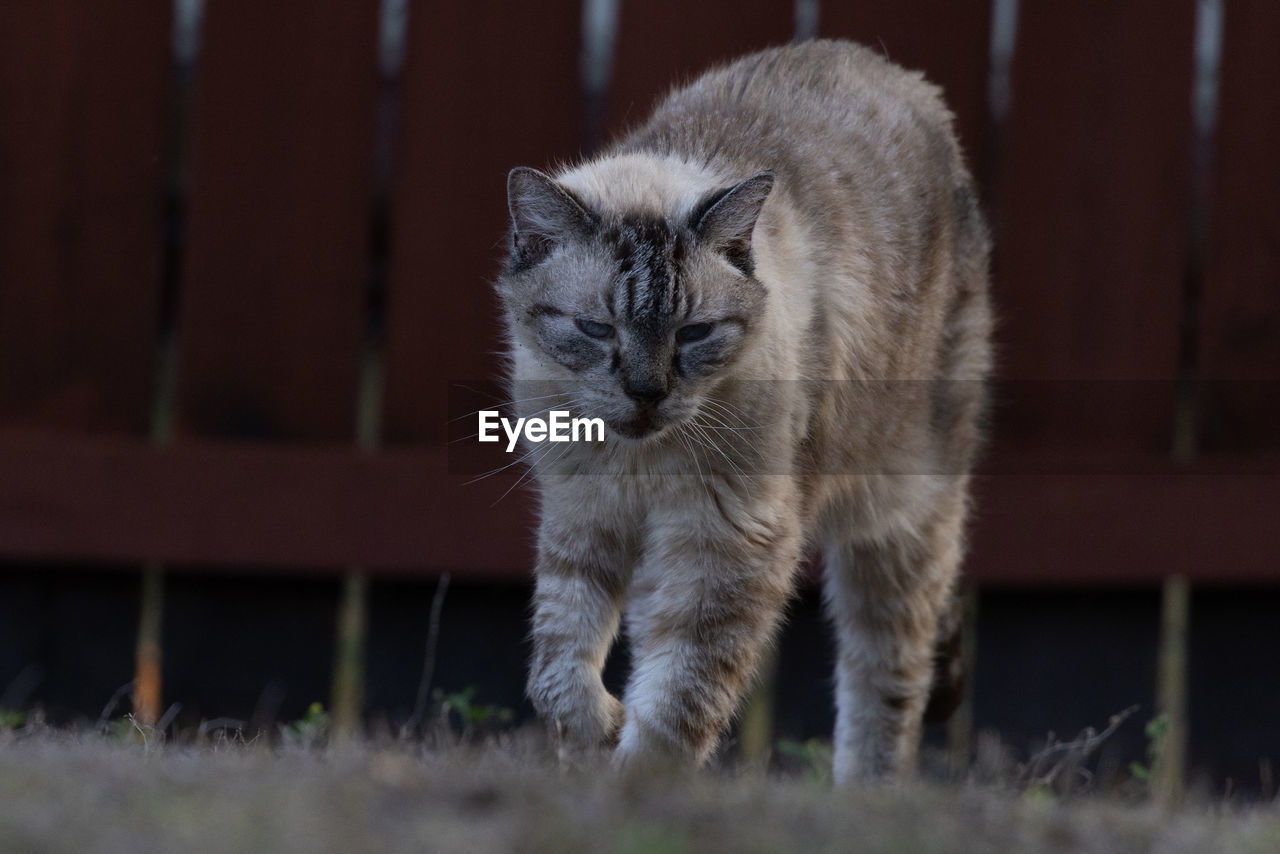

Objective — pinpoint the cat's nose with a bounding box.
[624,381,668,406]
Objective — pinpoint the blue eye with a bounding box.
[676,323,713,343]
[575,318,614,339]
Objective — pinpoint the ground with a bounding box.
[2,726,1278,854]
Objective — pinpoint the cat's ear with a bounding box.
[689,171,774,275]
[506,167,597,269]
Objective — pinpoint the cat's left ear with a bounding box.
[507,167,597,269]
[690,171,774,275]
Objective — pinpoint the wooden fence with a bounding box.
[2,0,1278,591]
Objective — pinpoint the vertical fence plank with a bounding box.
[132,564,165,724]
[992,1,1196,454]
[176,0,380,442]
[381,1,583,446]
[603,0,794,143]
[819,0,992,168]
[330,571,368,743]
[1197,0,1280,453]
[0,0,171,434]
[1152,574,1190,806]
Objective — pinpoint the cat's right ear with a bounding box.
[506,167,597,270]
[689,171,774,276]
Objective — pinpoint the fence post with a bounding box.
[132,308,179,726]
[1152,574,1190,806]
[738,641,779,765]
[329,336,385,742]
[132,563,165,725]
[331,571,368,743]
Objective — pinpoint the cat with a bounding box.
[493,38,992,783]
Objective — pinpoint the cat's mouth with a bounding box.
[608,406,668,440]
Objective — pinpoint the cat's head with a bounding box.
[497,165,774,440]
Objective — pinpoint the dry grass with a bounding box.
[2,724,1278,854]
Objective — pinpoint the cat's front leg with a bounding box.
[616,501,801,764]
[527,520,630,752]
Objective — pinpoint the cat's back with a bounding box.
[614,39,964,191]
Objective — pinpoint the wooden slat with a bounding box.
[602,0,794,142]
[1197,0,1280,453]
[175,0,380,441]
[966,472,1280,586]
[381,1,583,446]
[0,430,533,577]
[0,0,170,434]
[819,0,992,168]
[1,428,1277,583]
[992,1,1196,453]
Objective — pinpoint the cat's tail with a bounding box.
[922,588,966,724]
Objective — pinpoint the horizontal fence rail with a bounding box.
[1,0,1278,586]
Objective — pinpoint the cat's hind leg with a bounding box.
[822,482,967,783]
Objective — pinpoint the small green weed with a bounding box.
[435,687,515,739]
[776,738,833,786]
[1129,714,1169,784]
[282,702,330,748]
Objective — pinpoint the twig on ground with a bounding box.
[401,572,452,740]
[1018,705,1140,794]
[155,703,182,739]
[96,682,135,733]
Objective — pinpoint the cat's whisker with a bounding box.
[699,396,765,430]
[693,408,767,460]
[691,419,753,488]
[462,440,547,485]
[687,422,753,507]
[460,403,589,481]
[674,423,714,505]
[494,432,582,506]
[697,406,761,438]
[694,405,762,442]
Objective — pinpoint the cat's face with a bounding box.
[498,168,773,440]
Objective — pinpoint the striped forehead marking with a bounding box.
[603,216,688,334]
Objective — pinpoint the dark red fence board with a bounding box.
[1197,0,1280,453]
[0,0,170,434]
[381,0,583,446]
[967,473,1280,586]
[819,0,992,169]
[991,0,1197,455]
[996,1,1194,380]
[1,427,1276,584]
[175,0,380,442]
[0,430,533,578]
[603,0,794,143]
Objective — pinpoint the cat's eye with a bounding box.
[575,318,615,339]
[675,323,713,344]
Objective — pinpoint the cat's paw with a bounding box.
[532,676,625,752]
[556,691,624,748]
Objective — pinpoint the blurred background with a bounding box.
[1,0,1277,794]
